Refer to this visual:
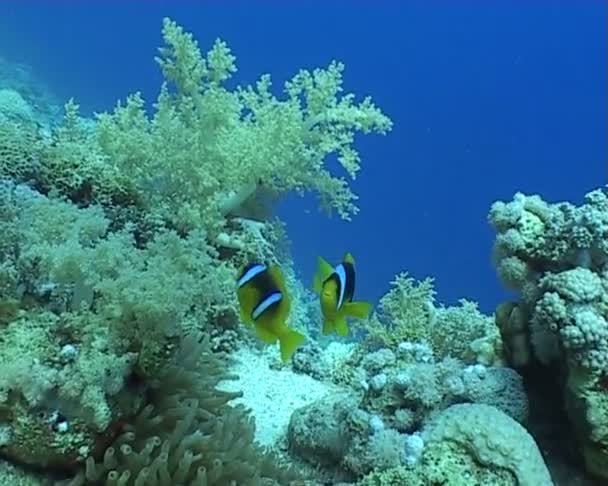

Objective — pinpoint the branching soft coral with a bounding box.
[96,18,392,232]
[355,273,501,365]
[355,273,436,348]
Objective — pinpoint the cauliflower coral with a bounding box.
[489,187,608,480]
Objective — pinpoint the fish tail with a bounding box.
[322,319,334,335]
[254,324,278,344]
[342,300,372,320]
[334,316,350,337]
[278,327,306,362]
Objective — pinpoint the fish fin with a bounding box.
[239,307,254,326]
[312,274,322,294]
[255,325,278,344]
[313,256,334,293]
[280,290,292,322]
[343,252,355,265]
[237,285,257,325]
[342,301,372,320]
[278,327,306,362]
[322,319,334,335]
[334,316,350,337]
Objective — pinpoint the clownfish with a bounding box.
[313,253,372,337]
[236,262,306,362]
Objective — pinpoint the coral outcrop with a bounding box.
[490,187,608,480]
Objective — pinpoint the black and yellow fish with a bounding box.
[313,253,372,336]
[236,262,306,362]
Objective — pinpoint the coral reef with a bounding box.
[0,16,391,486]
[286,341,531,481]
[1,11,601,486]
[0,459,47,486]
[61,334,298,486]
[353,273,503,365]
[0,55,62,129]
[490,187,608,481]
[358,403,552,486]
[422,404,552,485]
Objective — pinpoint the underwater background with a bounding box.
[0,1,607,486]
[2,0,605,312]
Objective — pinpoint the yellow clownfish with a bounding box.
[236,262,306,362]
[313,253,372,337]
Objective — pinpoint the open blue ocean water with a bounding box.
[1,0,605,313]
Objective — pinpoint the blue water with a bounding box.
[1,1,605,313]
